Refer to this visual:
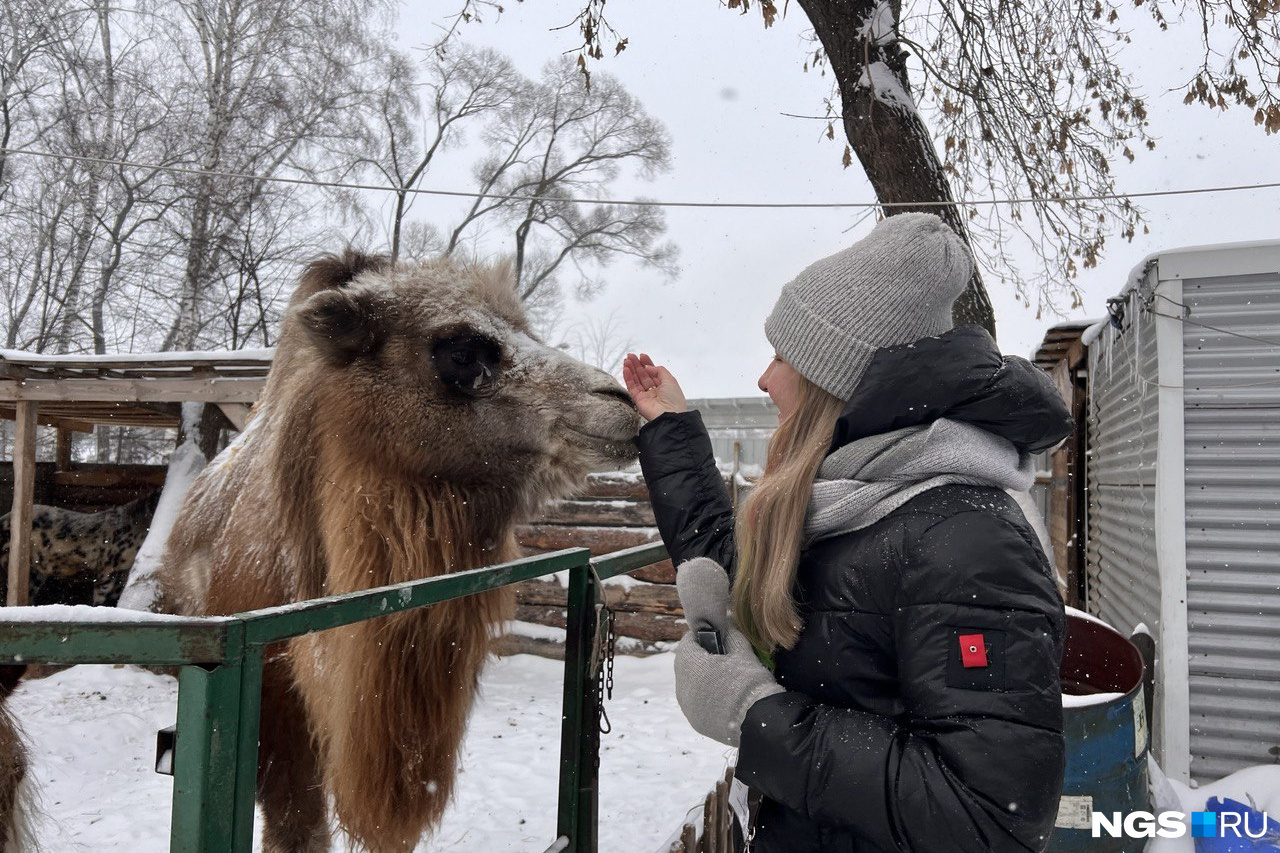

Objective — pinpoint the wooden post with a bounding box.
[730,441,742,511]
[7,402,38,606]
[55,427,73,470]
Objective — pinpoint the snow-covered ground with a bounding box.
[8,654,731,852]
[13,651,1280,852]
[1148,758,1280,852]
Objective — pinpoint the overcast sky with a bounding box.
[398,1,1279,399]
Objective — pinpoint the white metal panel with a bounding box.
[1187,674,1280,780]
[1157,241,1280,283]
[1086,286,1162,629]
[687,397,778,469]
[1180,271,1280,779]
[1153,277,1191,783]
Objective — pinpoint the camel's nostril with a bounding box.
[595,386,638,411]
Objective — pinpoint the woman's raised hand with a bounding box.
[622,353,688,422]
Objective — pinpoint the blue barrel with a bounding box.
[1045,610,1150,853]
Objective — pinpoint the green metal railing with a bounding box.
[0,541,670,853]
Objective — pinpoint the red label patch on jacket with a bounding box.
[959,633,988,668]
[946,627,1008,691]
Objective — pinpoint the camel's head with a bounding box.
[276,251,640,497]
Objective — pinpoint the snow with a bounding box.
[8,654,730,852]
[586,468,645,485]
[1148,757,1280,852]
[857,61,918,115]
[1062,690,1126,708]
[1065,605,1120,632]
[1080,318,1110,347]
[117,404,210,612]
[603,573,649,591]
[504,620,567,643]
[0,604,199,624]
[856,1,896,45]
[0,347,273,365]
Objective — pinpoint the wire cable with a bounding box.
[5,145,1280,211]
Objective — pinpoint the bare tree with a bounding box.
[356,45,520,262]
[159,0,387,351]
[1,1,185,357]
[355,44,677,312]
[0,0,73,200]
[561,0,1280,331]
[554,310,635,374]
[444,57,677,305]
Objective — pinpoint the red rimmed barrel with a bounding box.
[1046,607,1150,852]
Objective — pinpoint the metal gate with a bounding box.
[0,541,669,853]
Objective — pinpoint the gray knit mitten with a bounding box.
[674,558,784,747]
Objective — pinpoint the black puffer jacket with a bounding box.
[637,327,1072,853]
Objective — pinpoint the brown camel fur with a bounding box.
[0,665,29,853]
[156,251,640,853]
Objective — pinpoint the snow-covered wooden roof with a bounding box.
[0,348,272,429]
[1032,322,1093,372]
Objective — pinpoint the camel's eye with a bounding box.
[432,332,501,394]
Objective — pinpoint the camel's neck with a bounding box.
[314,459,523,595]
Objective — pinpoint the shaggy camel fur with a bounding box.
[0,666,29,853]
[156,251,640,853]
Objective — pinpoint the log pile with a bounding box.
[512,471,722,646]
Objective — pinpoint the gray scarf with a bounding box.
[805,418,1034,542]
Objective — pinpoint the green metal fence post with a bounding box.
[556,556,601,853]
[230,646,265,851]
[170,661,244,853]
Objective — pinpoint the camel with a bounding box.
[155,251,640,853]
[0,666,29,853]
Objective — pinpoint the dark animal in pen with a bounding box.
[0,491,161,607]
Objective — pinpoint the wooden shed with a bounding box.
[1031,322,1093,608]
[0,348,271,605]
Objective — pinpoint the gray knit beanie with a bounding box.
[764,212,974,401]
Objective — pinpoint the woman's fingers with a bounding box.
[621,357,640,394]
[624,353,656,392]
[622,352,686,420]
[636,353,663,387]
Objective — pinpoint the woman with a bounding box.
[623,213,1072,853]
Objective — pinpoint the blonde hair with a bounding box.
[732,375,844,652]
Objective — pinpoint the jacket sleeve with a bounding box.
[736,509,1066,853]
[635,410,737,574]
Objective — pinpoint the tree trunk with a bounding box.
[165,185,213,351]
[794,0,996,336]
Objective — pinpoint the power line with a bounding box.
[1108,305,1280,393]
[4,144,1280,211]
[1152,309,1280,350]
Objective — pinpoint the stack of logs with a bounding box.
[513,471,726,645]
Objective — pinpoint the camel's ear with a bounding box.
[298,288,390,364]
[290,249,390,307]
[301,249,389,291]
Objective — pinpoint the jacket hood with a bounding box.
[828,325,1073,455]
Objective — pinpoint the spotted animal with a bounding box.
[0,491,161,607]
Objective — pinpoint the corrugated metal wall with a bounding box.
[1086,286,1164,644]
[1181,271,1280,779]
